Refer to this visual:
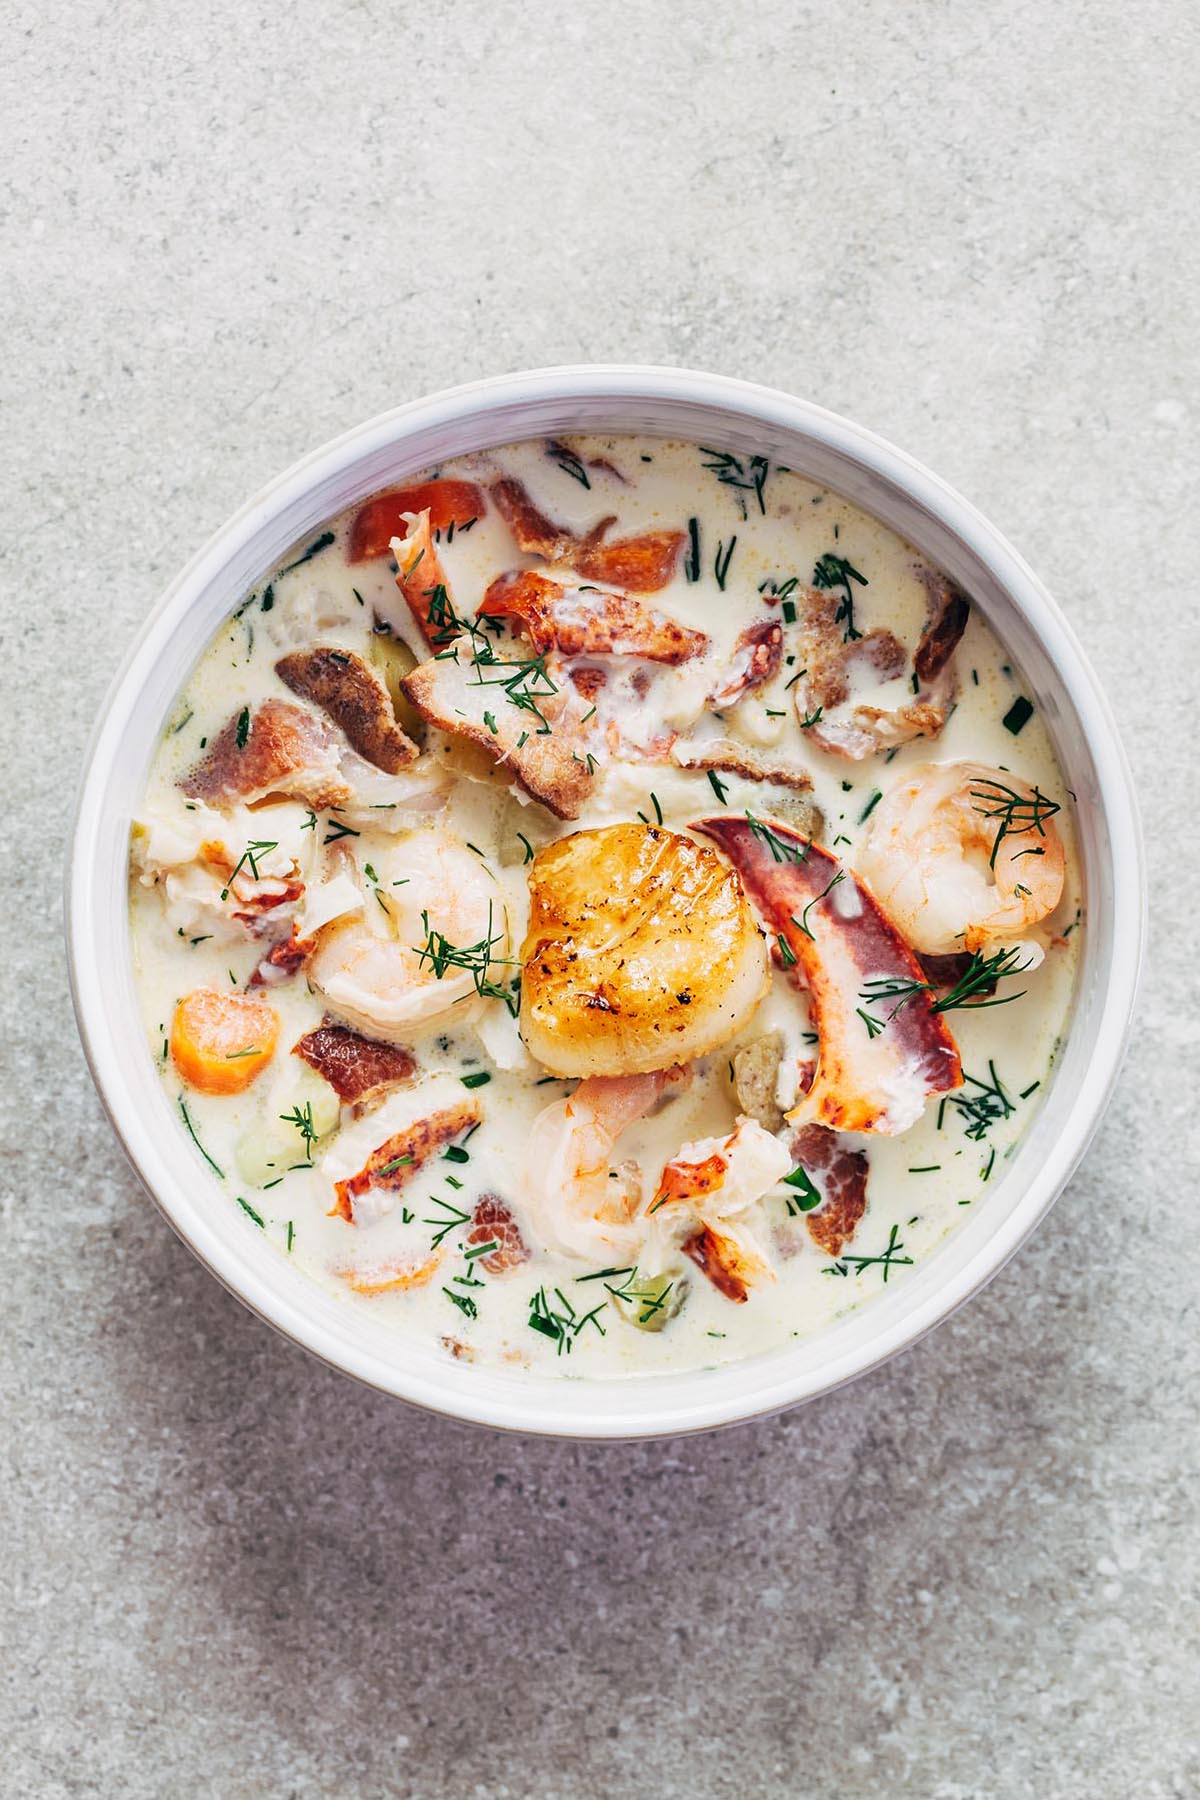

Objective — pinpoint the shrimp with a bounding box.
[522,1069,688,1260]
[857,761,1066,956]
[307,829,508,1039]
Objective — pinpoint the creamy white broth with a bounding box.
[129,435,1080,1375]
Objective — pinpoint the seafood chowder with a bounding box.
[129,437,1080,1375]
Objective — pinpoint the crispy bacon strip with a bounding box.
[790,1122,869,1257]
[250,931,316,986]
[708,617,783,708]
[400,651,599,819]
[294,1022,417,1106]
[681,1224,762,1304]
[275,648,418,774]
[695,816,962,1135]
[391,510,457,648]
[491,477,564,558]
[330,1099,479,1223]
[465,1194,528,1274]
[181,699,353,809]
[482,570,707,665]
[490,476,685,593]
[914,570,971,684]
[348,480,485,562]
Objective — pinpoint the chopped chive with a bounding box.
[1002,696,1034,735]
[178,1098,223,1178]
[461,1071,492,1089]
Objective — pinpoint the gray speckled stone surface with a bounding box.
[3,3,1197,1795]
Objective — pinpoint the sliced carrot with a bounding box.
[170,988,280,1095]
[348,481,486,562]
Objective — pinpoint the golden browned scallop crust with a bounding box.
[275,648,418,774]
[519,823,768,1077]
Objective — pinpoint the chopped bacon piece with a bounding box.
[330,1098,479,1223]
[465,1194,528,1274]
[197,839,306,930]
[570,666,607,702]
[181,699,353,810]
[913,570,971,684]
[490,477,566,559]
[708,617,783,708]
[482,570,707,664]
[275,648,418,774]
[681,1224,763,1304]
[348,480,485,562]
[650,1150,729,1211]
[490,475,685,593]
[293,1022,417,1105]
[249,930,316,986]
[695,816,962,1135]
[391,510,457,648]
[790,1122,869,1257]
[400,651,600,819]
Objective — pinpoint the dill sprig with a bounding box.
[744,813,812,865]
[423,1197,471,1248]
[577,1264,677,1326]
[942,1061,1017,1141]
[858,946,1032,1028]
[812,551,868,642]
[699,447,771,517]
[547,439,591,487]
[279,1101,319,1164]
[527,1285,606,1355]
[218,839,278,899]
[413,901,520,1015]
[821,1222,913,1283]
[969,778,1062,870]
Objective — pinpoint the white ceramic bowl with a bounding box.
[66,366,1144,1438]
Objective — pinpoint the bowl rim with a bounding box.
[65,364,1145,1438]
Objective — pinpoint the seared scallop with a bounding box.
[519,824,769,1076]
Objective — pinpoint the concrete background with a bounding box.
[3,2,1197,1795]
